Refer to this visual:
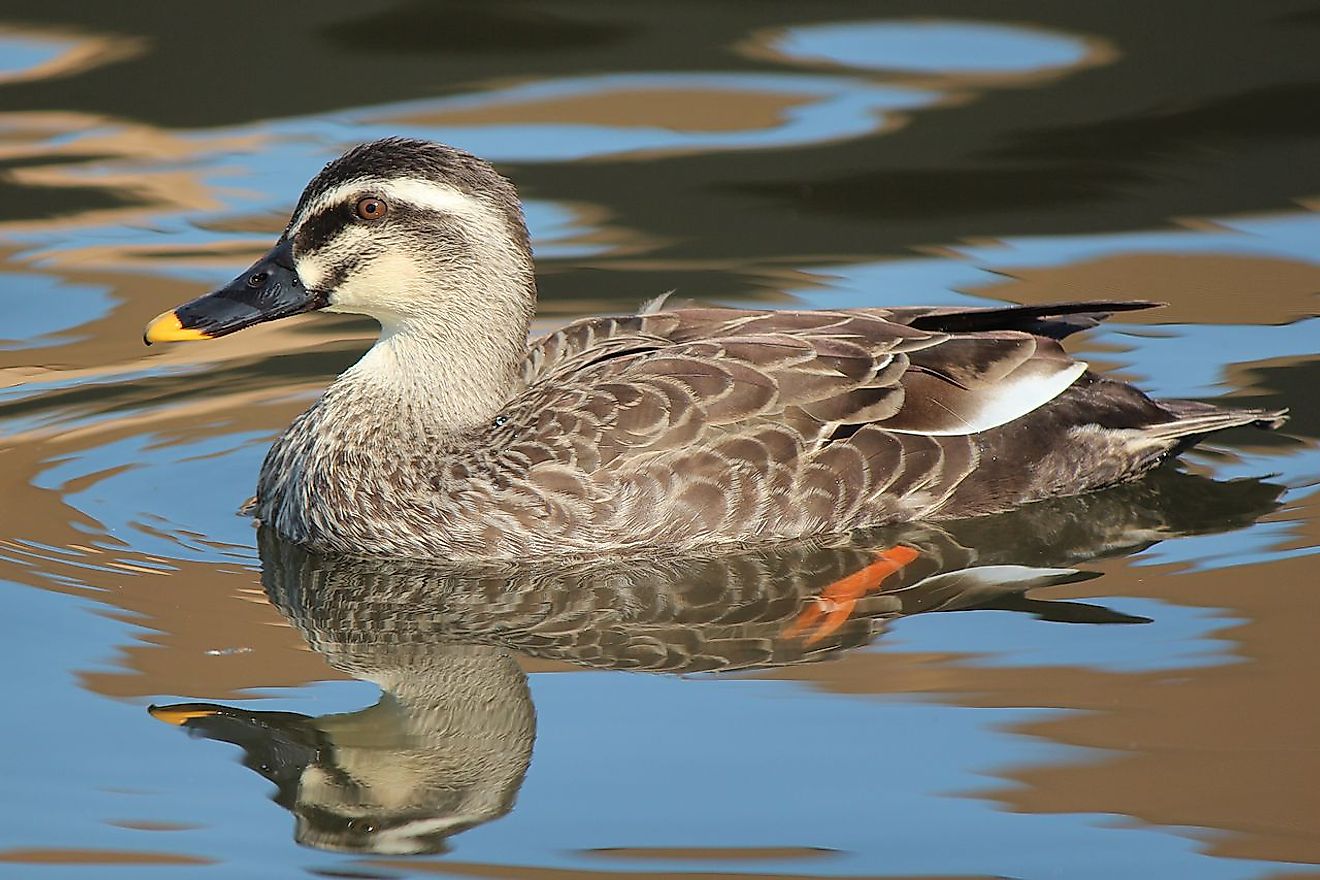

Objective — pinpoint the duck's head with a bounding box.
[144,138,535,344]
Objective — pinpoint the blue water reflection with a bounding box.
[1,577,381,879]
[886,598,1240,671]
[0,33,67,78]
[506,673,1281,880]
[0,272,113,350]
[1105,324,1318,398]
[32,432,266,564]
[768,19,1095,75]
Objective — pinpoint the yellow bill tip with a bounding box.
[144,311,211,345]
[148,704,221,726]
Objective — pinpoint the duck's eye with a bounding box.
[354,196,388,221]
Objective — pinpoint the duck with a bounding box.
[143,137,1286,562]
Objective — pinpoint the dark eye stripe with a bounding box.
[294,202,353,255]
[290,200,470,293]
[296,199,451,252]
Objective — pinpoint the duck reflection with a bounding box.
[150,467,1281,855]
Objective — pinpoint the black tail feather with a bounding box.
[903,300,1165,339]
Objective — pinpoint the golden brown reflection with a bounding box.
[0,25,145,86]
[369,862,994,880]
[105,820,202,832]
[146,471,1284,855]
[0,113,264,240]
[968,250,1320,326]
[584,847,835,861]
[388,89,815,134]
[0,848,213,865]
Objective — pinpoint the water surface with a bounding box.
[1,2,1317,878]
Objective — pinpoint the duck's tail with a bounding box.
[1149,399,1288,450]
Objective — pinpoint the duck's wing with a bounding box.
[498,306,1102,544]
[518,305,1093,443]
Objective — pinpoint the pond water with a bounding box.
[1,2,1317,878]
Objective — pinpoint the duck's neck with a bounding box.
[324,645,535,746]
[331,309,530,435]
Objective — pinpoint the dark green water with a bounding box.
[0,2,1317,878]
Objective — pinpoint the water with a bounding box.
[1,2,1317,877]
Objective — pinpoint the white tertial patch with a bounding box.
[891,360,1088,436]
[964,360,1088,432]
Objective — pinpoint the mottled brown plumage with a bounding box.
[255,297,1283,560]
[147,139,1286,561]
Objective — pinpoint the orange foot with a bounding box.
[784,545,920,645]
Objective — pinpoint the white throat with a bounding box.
[338,318,524,430]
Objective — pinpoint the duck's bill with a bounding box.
[143,240,325,344]
[148,702,225,726]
